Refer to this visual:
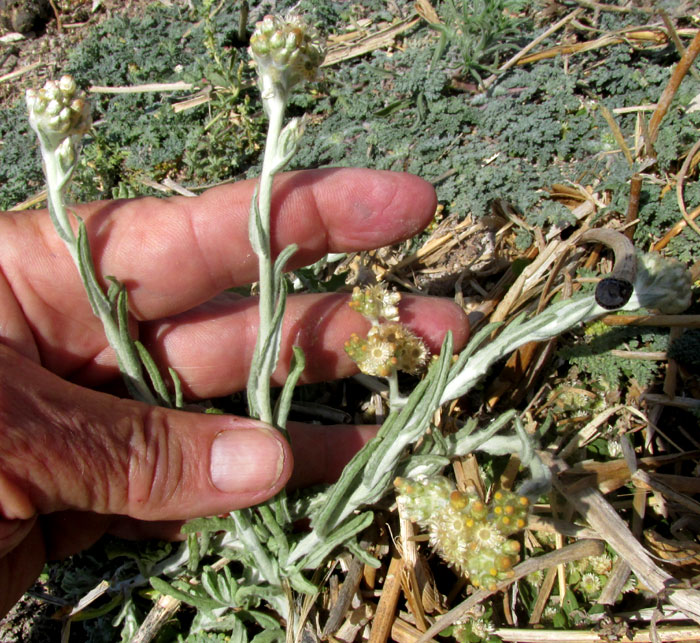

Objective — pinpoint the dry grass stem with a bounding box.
[597,557,633,606]
[641,394,700,409]
[322,15,420,67]
[88,81,194,93]
[517,27,694,66]
[0,61,42,83]
[548,455,700,624]
[601,314,700,328]
[631,470,700,516]
[528,566,557,624]
[558,404,626,459]
[368,552,404,643]
[322,556,364,637]
[481,8,584,90]
[647,30,700,150]
[131,594,181,643]
[675,138,700,237]
[391,615,440,643]
[491,626,700,642]
[417,539,605,642]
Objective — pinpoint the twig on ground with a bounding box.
[369,551,404,643]
[632,470,700,516]
[547,455,700,624]
[492,626,700,642]
[416,539,605,642]
[601,314,700,328]
[480,8,584,90]
[675,138,700,238]
[322,556,364,637]
[647,30,700,153]
[653,204,700,251]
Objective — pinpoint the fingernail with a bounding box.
[210,426,285,494]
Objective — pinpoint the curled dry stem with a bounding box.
[579,228,637,310]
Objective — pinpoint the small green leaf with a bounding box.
[149,575,220,611]
[134,340,172,407]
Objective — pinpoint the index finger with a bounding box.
[7,169,437,322]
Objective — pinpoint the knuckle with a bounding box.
[125,405,184,519]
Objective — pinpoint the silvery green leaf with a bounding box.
[76,219,108,317]
[247,278,289,416]
[105,275,121,305]
[134,340,172,408]
[249,609,285,632]
[47,195,74,245]
[440,296,604,405]
[395,455,450,479]
[288,570,318,594]
[272,243,298,301]
[189,611,247,639]
[114,596,140,643]
[306,435,379,538]
[346,540,381,568]
[248,186,266,257]
[182,516,238,535]
[230,510,280,587]
[169,367,184,408]
[149,576,220,611]
[445,410,517,456]
[274,345,305,429]
[258,505,289,561]
[293,511,374,571]
[201,565,237,605]
[235,583,286,614]
[271,117,305,173]
[449,320,504,375]
[251,629,285,643]
[362,333,453,490]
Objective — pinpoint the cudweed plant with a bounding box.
[26,11,695,640]
[26,76,181,408]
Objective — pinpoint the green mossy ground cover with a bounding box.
[1,1,699,641]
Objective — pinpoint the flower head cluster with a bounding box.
[626,252,692,314]
[345,285,429,378]
[349,285,401,323]
[564,551,636,600]
[395,476,529,590]
[26,76,91,151]
[345,323,429,377]
[26,75,91,175]
[249,14,325,97]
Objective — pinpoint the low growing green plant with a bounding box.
[25,9,696,641]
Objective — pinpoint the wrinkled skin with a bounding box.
[0,168,469,616]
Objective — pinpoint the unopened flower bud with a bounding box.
[260,15,275,35]
[44,82,60,101]
[57,137,75,171]
[59,74,76,96]
[46,99,62,116]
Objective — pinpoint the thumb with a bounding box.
[0,344,292,523]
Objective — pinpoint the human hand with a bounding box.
[0,168,469,615]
